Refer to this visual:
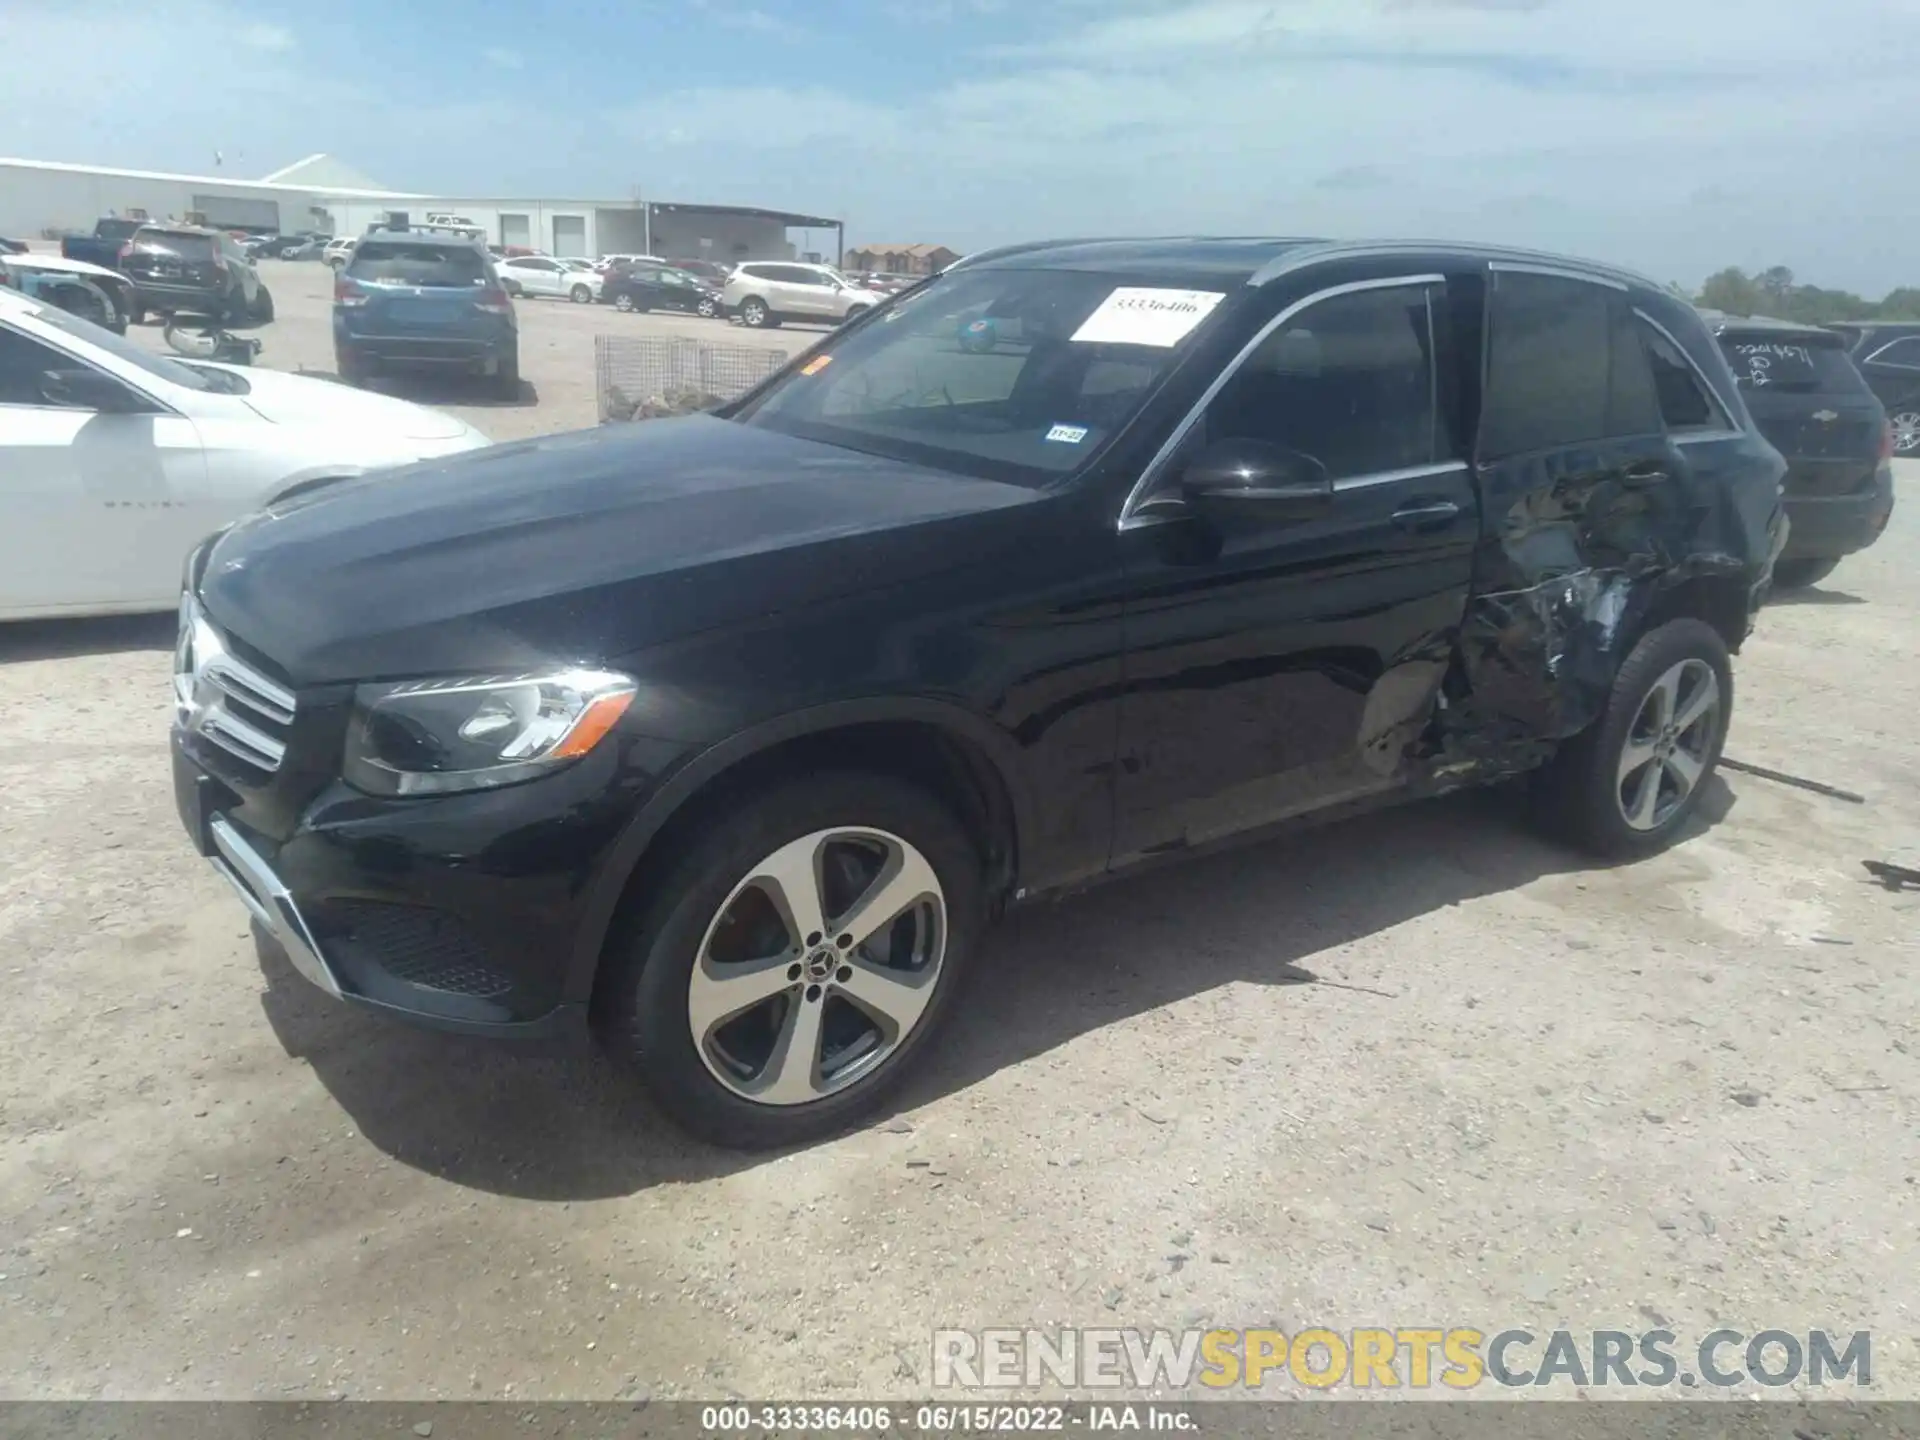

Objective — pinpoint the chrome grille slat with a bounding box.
[174,596,298,776]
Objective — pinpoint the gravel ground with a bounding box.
[0,263,1914,1401]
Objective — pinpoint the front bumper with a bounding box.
[1780,468,1895,560]
[173,731,595,1044]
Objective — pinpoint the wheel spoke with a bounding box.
[837,953,937,1037]
[1664,746,1705,796]
[1674,670,1719,736]
[1618,735,1661,785]
[1626,763,1663,828]
[747,834,829,948]
[1644,668,1681,729]
[754,992,827,1104]
[835,845,940,950]
[688,955,795,1039]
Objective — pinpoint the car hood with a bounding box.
[4,254,124,282]
[198,415,1042,685]
[216,364,473,440]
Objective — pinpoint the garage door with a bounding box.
[191,194,282,230]
[552,215,586,257]
[500,214,531,248]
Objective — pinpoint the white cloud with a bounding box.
[239,22,294,52]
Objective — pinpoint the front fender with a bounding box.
[561,694,1036,1004]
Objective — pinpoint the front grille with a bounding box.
[174,597,297,775]
[326,900,515,999]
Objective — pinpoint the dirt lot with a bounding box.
[0,263,1915,1401]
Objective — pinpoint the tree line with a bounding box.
[1685,266,1920,325]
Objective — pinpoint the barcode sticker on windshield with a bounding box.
[1071,288,1225,348]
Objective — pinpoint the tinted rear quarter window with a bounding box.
[350,243,489,286]
[1479,272,1659,457]
[1717,335,1866,393]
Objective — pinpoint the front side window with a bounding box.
[1479,272,1660,458]
[3,303,222,393]
[735,267,1225,485]
[0,323,73,405]
[1201,283,1439,480]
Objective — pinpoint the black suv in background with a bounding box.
[121,225,270,325]
[174,238,1783,1148]
[602,261,723,316]
[1704,312,1894,588]
[1827,321,1920,456]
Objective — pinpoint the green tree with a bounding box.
[1697,267,1763,316]
[1878,287,1920,319]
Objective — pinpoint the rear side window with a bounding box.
[1479,272,1660,458]
[349,243,489,286]
[131,229,215,261]
[1717,335,1866,393]
[1863,336,1920,370]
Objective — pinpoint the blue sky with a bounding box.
[4,0,1918,292]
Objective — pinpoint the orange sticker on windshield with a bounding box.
[800,355,833,376]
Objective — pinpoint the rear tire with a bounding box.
[492,353,520,401]
[1771,556,1841,589]
[597,771,983,1150]
[251,284,275,323]
[570,284,593,304]
[1889,406,1920,455]
[336,350,368,387]
[1531,618,1732,858]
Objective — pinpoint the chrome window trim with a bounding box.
[1634,307,1741,437]
[1488,260,1629,292]
[1246,241,1657,294]
[1333,460,1470,492]
[1862,338,1920,370]
[1116,273,1446,531]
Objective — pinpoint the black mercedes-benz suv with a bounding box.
[1828,321,1920,456]
[1703,313,1894,589]
[172,238,1784,1148]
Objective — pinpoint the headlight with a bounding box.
[343,668,636,796]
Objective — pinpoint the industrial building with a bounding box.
[0,154,844,265]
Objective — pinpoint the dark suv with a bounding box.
[172,238,1783,1149]
[1703,313,1893,588]
[332,231,519,396]
[121,225,270,325]
[1828,321,1920,456]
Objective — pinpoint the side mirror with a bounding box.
[1180,438,1333,524]
[38,367,136,413]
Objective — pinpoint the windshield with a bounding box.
[1718,336,1866,393]
[733,268,1224,485]
[19,298,227,391]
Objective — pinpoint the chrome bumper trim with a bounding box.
[208,816,342,999]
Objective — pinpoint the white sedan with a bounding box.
[495,255,600,303]
[0,288,490,622]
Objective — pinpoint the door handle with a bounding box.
[1624,464,1670,486]
[1391,500,1461,529]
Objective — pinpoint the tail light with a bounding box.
[334,276,370,307]
[1879,418,1894,463]
[474,287,513,315]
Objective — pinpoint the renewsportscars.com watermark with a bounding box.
[933,1327,1872,1392]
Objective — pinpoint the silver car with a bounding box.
[721,262,875,329]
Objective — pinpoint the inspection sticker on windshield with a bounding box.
[1046,424,1089,444]
[1071,287,1225,348]
[799,354,833,376]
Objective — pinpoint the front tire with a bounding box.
[739,296,771,328]
[570,284,593,304]
[598,772,983,1150]
[613,292,636,313]
[697,296,719,318]
[1889,406,1920,456]
[1532,618,1732,858]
